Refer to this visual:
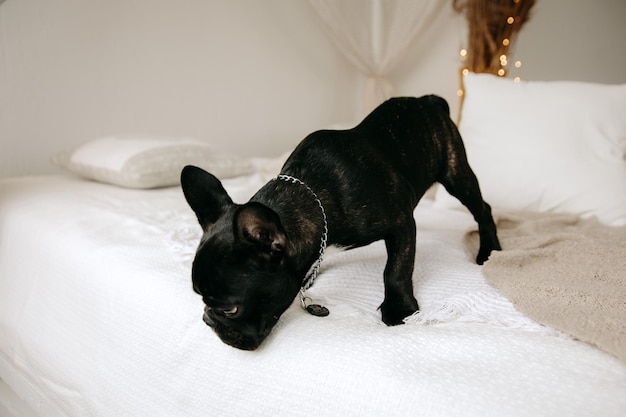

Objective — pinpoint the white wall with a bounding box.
[0,0,359,178]
[514,0,626,84]
[389,0,626,122]
[1,0,625,178]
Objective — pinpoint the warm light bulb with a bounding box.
[497,69,506,76]
[457,89,464,97]
[462,68,469,75]
[515,60,522,68]
[460,49,467,57]
[502,38,510,46]
[514,77,521,83]
[507,17,515,24]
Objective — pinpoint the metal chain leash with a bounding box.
[275,174,329,294]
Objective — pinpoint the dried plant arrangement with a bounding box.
[454,0,535,76]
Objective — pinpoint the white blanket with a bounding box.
[1,174,625,417]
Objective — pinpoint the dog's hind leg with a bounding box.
[439,153,501,264]
[379,220,420,325]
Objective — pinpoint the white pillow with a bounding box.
[434,73,626,226]
[52,136,254,189]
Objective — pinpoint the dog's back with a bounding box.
[282,96,462,210]
[354,95,459,194]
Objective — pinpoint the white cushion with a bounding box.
[52,136,254,189]
[434,73,626,226]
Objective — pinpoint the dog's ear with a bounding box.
[181,165,234,231]
[234,202,286,262]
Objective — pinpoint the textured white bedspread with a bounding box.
[1,174,625,417]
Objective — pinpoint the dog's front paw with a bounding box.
[380,298,419,326]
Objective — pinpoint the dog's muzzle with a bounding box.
[202,305,214,327]
[202,305,264,350]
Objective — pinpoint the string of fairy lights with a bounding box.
[457,0,522,96]
[458,48,522,78]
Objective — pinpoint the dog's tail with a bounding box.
[425,94,450,116]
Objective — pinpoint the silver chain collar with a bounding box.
[274,175,329,314]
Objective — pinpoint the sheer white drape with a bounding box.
[309,0,445,112]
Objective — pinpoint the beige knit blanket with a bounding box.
[465,211,626,363]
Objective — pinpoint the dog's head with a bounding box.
[181,166,301,350]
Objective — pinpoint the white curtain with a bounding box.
[309,0,445,112]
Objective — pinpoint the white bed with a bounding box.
[1,74,625,416]
[1,173,624,417]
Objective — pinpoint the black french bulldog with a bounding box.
[181,96,501,350]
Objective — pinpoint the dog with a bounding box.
[181,95,501,350]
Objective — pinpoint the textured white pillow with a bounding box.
[434,73,626,226]
[52,136,254,189]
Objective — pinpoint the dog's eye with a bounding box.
[221,306,239,318]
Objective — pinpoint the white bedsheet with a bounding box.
[1,174,625,417]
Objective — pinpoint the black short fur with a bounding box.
[181,96,501,350]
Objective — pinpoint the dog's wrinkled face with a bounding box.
[181,166,300,350]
